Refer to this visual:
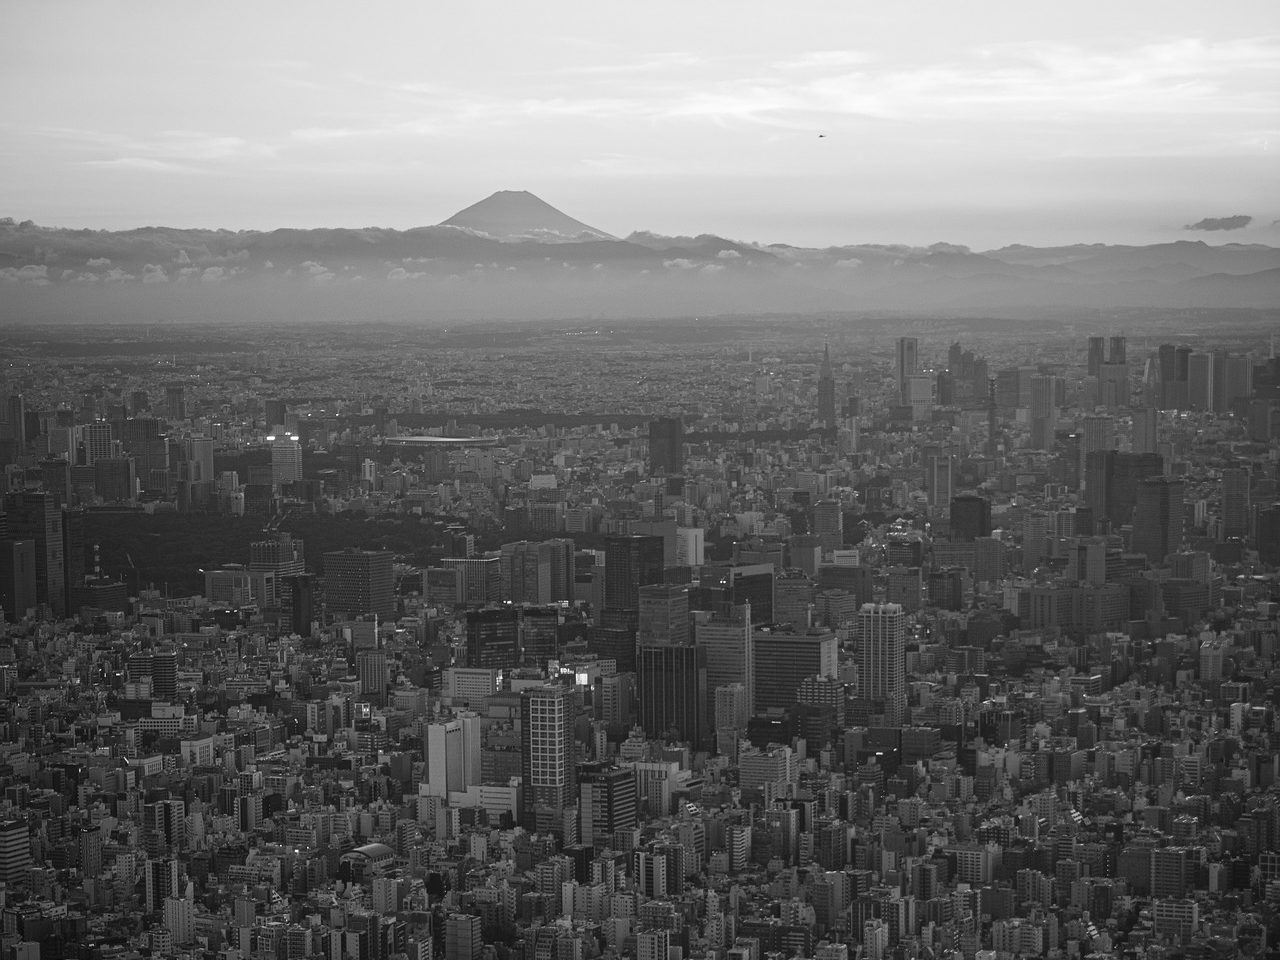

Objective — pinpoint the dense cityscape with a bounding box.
[0,310,1276,960]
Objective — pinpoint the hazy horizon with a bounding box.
[4,1,1279,249]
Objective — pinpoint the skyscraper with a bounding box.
[752,629,839,713]
[1086,336,1105,378]
[1084,451,1164,531]
[465,607,520,669]
[603,535,665,611]
[1132,406,1159,455]
[1187,352,1214,411]
[578,761,638,848]
[856,603,906,725]
[648,417,684,476]
[1029,375,1058,451]
[520,685,576,835]
[637,641,707,748]
[813,499,843,554]
[817,344,836,428]
[895,337,919,406]
[0,539,37,622]
[695,603,754,723]
[637,583,690,644]
[356,648,389,705]
[270,435,302,486]
[322,548,395,621]
[950,494,991,542]
[2,492,65,618]
[1132,477,1185,564]
[1221,467,1250,541]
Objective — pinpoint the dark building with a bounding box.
[322,548,395,621]
[519,605,561,666]
[2,492,65,618]
[817,344,836,428]
[1132,477,1185,564]
[280,573,316,637]
[950,494,992,542]
[1258,504,1280,565]
[603,535,665,612]
[647,417,684,476]
[578,762,638,849]
[62,507,87,614]
[0,539,37,621]
[1084,451,1164,531]
[694,563,774,625]
[637,641,707,748]
[466,607,521,670]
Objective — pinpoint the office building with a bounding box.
[1132,406,1159,455]
[1132,477,1185,564]
[696,563,774,624]
[603,534,665,611]
[648,417,684,476]
[357,649,389,705]
[0,539,37,622]
[637,641,707,748]
[1030,375,1058,451]
[896,337,918,406]
[638,583,690,644]
[1187,352,1214,411]
[145,858,181,913]
[280,573,316,637]
[165,385,187,421]
[1084,451,1164,531]
[500,538,573,603]
[445,914,482,960]
[270,434,302,486]
[1087,336,1105,378]
[813,499,843,554]
[856,603,906,725]
[695,603,754,722]
[465,607,520,670]
[752,629,838,713]
[520,685,576,835]
[578,761,638,849]
[323,548,395,621]
[423,714,481,798]
[519,605,561,666]
[1221,467,1250,540]
[2,492,65,618]
[817,344,836,427]
[950,494,991,542]
[0,819,30,888]
[442,555,502,606]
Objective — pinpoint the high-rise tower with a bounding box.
[520,685,576,836]
[895,337,919,407]
[817,344,836,428]
[647,417,684,476]
[855,603,906,725]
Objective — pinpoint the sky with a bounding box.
[3,1,1279,248]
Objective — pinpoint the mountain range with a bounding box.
[2,191,1278,323]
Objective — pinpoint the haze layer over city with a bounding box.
[1,4,1279,960]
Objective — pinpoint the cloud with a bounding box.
[1184,215,1252,231]
[663,258,697,270]
[201,266,225,282]
[0,264,50,285]
[700,263,725,274]
[104,267,136,282]
[716,249,741,259]
[387,266,425,280]
[86,257,111,267]
[142,264,169,283]
[301,260,335,282]
[834,257,863,269]
[84,157,194,173]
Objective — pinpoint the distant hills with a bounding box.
[2,192,1278,323]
